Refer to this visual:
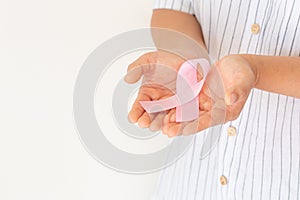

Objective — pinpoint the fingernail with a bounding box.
[138,120,149,128]
[203,102,210,110]
[128,115,135,123]
[162,126,168,134]
[225,93,238,105]
[230,93,238,105]
[167,131,176,138]
[170,114,176,122]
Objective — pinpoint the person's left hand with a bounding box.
[162,55,257,137]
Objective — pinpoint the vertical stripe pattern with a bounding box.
[152,0,300,199]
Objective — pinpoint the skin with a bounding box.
[125,9,300,137]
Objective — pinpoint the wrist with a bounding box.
[236,54,260,88]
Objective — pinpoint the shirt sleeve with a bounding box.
[153,0,195,15]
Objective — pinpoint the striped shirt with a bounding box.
[152,0,300,199]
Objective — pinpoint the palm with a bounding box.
[125,51,185,131]
[163,56,256,137]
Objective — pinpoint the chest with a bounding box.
[192,0,300,60]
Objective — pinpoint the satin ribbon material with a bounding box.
[139,58,210,122]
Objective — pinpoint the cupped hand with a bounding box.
[124,50,186,131]
[163,55,257,137]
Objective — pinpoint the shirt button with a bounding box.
[227,126,237,136]
[220,175,228,186]
[251,23,260,34]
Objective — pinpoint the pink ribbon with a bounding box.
[139,59,210,122]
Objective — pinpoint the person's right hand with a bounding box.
[124,51,186,131]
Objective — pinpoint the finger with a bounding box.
[128,93,151,123]
[163,109,176,124]
[124,64,143,84]
[199,87,213,111]
[204,64,226,100]
[216,57,254,106]
[224,87,239,106]
[196,62,205,81]
[225,85,251,106]
[182,111,212,135]
[167,123,182,137]
[163,120,193,137]
[138,112,151,128]
[225,94,246,121]
[183,106,226,135]
[163,123,182,137]
[150,111,166,132]
[124,53,153,84]
[224,85,251,122]
[149,112,158,121]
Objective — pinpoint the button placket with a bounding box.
[251,23,260,34]
[227,126,237,136]
[220,175,228,185]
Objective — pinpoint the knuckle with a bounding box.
[127,51,157,71]
[226,110,238,121]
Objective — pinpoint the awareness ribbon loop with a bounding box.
[139,58,210,122]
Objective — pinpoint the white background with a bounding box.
[0,0,163,199]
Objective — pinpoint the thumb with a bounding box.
[225,88,239,106]
[124,54,153,84]
[124,66,143,84]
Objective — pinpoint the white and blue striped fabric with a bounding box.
[152,0,300,199]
